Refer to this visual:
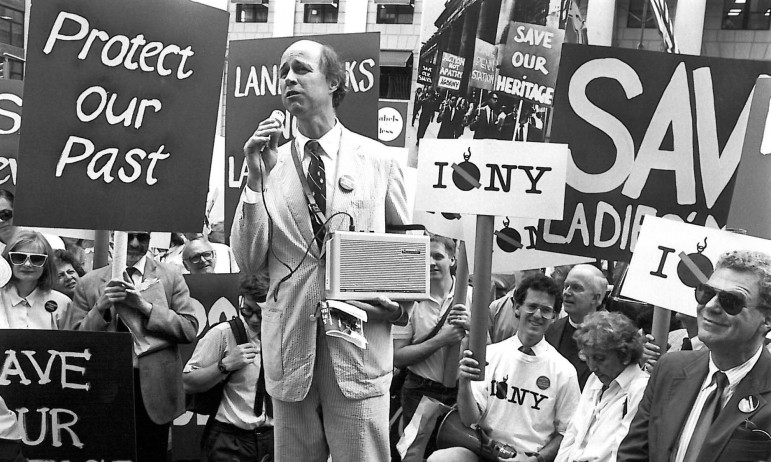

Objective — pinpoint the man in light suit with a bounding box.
[545,264,607,390]
[618,249,771,462]
[67,232,198,462]
[232,40,410,462]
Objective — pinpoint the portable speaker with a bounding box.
[325,231,430,301]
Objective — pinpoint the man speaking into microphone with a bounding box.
[231,39,409,461]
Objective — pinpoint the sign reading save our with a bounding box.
[536,45,771,261]
[414,139,568,218]
[15,0,228,231]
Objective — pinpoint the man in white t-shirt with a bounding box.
[429,274,580,462]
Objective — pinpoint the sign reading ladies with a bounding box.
[536,45,771,261]
[15,0,228,231]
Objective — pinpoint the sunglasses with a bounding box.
[128,233,151,243]
[188,250,214,264]
[695,283,759,316]
[0,209,12,222]
[9,252,48,267]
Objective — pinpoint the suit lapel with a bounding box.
[276,143,316,250]
[660,352,710,456]
[699,349,771,462]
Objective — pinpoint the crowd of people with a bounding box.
[1,37,770,462]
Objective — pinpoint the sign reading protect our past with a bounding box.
[0,79,21,193]
[621,216,771,317]
[15,0,229,231]
[536,45,771,262]
[414,139,568,218]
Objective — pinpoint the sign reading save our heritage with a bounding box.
[536,45,771,261]
[15,0,228,231]
[1,330,135,462]
[414,139,568,218]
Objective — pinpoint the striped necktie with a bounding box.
[305,140,326,249]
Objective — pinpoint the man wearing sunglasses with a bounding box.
[619,249,771,462]
[67,231,198,462]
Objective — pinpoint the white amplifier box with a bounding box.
[325,231,430,301]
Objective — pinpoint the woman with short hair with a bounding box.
[555,311,649,462]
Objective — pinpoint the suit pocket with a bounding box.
[262,308,284,381]
[720,435,771,461]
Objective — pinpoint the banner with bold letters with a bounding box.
[469,39,496,91]
[437,52,465,91]
[417,58,433,86]
[536,45,771,261]
[0,79,21,194]
[172,273,242,461]
[414,139,568,218]
[224,33,380,244]
[1,330,135,462]
[378,100,408,148]
[497,22,564,107]
[621,216,771,317]
[15,0,228,231]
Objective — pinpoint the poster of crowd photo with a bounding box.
[407,0,582,168]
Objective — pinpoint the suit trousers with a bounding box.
[133,369,170,462]
[273,323,390,462]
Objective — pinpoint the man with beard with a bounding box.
[67,232,198,462]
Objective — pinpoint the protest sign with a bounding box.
[437,52,465,91]
[727,76,771,239]
[621,216,771,317]
[469,39,496,91]
[172,273,241,461]
[14,0,228,232]
[497,22,564,106]
[414,139,568,218]
[417,58,434,86]
[224,33,380,243]
[378,100,408,147]
[536,45,771,262]
[0,79,21,193]
[1,330,135,462]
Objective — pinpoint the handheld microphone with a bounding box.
[265,110,285,153]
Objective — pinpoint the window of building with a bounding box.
[304,4,338,23]
[722,0,771,29]
[236,4,269,23]
[627,0,657,28]
[7,58,22,80]
[0,7,24,48]
[376,4,414,24]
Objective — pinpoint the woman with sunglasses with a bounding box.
[0,230,71,329]
[0,189,17,252]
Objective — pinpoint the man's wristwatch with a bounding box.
[217,358,229,375]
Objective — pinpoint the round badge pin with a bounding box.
[338,175,355,192]
[536,376,550,390]
[739,396,759,413]
[44,300,58,313]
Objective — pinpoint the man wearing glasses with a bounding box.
[183,238,218,274]
[430,274,579,462]
[471,92,500,140]
[183,273,273,462]
[545,264,608,390]
[619,249,771,462]
[67,231,198,462]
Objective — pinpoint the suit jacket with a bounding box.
[472,105,498,139]
[618,348,771,462]
[231,124,409,402]
[437,105,461,139]
[67,259,198,424]
[545,316,591,390]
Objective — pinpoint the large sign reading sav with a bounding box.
[537,45,771,261]
[15,0,228,231]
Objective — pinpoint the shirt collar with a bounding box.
[512,334,549,356]
[7,285,42,307]
[706,345,763,391]
[296,120,341,162]
[611,363,645,391]
[132,255,148,277]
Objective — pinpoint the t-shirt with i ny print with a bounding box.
[470,336,580,454]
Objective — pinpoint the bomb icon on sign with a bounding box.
[451,147,481,191]
[495,218,524,253]
[677,238,714,287]
[495,375,509,399]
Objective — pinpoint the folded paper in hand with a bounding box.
[319,300,368,349]
[116,277,171,357]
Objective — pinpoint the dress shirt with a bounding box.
[0,396,20,440]
[671,346,764,462]
[243,121,342,204]
[555,365,649,462]
[0,285,71,329]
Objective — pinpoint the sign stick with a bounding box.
[470,215,494,379]
[442,240,468,387]
[651,306,670,355]
[112,231,128,279]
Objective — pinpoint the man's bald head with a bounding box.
[183,238,216,274]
